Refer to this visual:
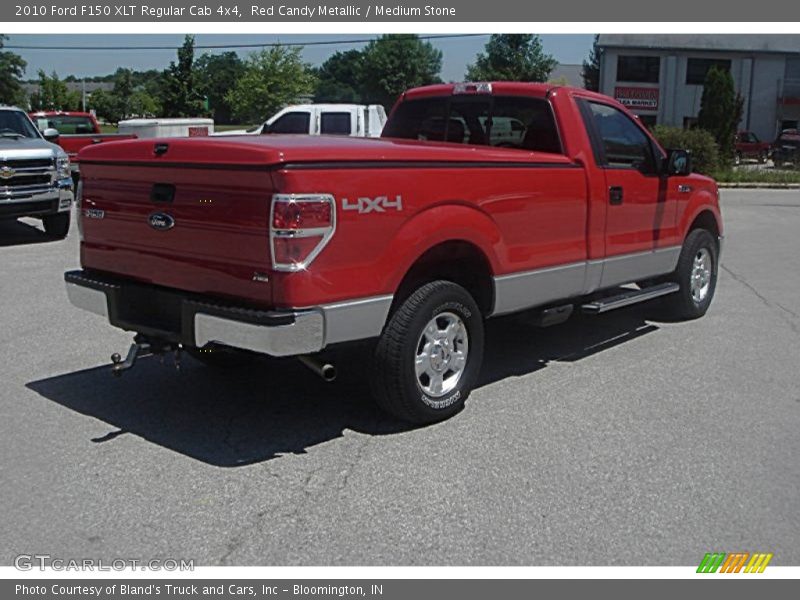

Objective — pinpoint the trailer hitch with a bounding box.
[110,337,181,377]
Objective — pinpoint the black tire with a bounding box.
[661,229,719,320]
[759,150,768,164]
[370,281,484,424]
[42,212,70,238]
[185,345,258,368]
[734,151,742,166]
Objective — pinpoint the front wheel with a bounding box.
[370,281,484,424]
[42,212,70,238]
[661,229,719,320]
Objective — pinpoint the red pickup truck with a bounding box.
[65,82,723,424]
[29,111,136,182]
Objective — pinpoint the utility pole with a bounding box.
[82,79,86,112]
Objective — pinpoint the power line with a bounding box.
[5,34,488,51]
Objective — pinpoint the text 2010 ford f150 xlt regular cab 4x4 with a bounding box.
[65,82,722,424]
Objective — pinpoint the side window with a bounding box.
[266,112,311,134]
[586,102,655,170]
[320,112,352,135]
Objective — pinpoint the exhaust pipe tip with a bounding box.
[298,355,337,382]
[320,364,337,382]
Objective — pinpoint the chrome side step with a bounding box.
[581,282,680,314]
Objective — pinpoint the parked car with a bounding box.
[1,106,74,237]
[29,111,136,184]
[66,82,722,424]
[734,130,771,165]
[218,104,388,137]
[772,129,800,168]
[117,118,214,139]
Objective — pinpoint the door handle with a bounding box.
[609,186,624,205]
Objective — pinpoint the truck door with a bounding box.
[580,100,677,278]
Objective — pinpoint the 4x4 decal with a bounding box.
[342,195,403,214]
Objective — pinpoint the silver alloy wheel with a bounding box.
[415,311,469,398]
[690,247,712,303]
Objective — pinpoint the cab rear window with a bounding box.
[382,95,563,154]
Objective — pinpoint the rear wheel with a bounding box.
[42,212,70,238]
[759,150,768,164]
[370,281,484,424]
[661,229,719,320]
[734,151,742,166]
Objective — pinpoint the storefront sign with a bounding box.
[615,87,660,110]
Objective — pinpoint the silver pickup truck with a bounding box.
[1,106,74,238]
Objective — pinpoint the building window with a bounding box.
[617,56,660,83]
[683,117,698,129]
[686,58,732,85]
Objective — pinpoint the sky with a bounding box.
[5,34,594,81]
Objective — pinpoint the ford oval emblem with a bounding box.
[148,212,175,231]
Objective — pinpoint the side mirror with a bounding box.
[666,149,692,176]
[43,128,60,142]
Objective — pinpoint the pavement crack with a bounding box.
[337,435,371,492]
[721,263,800,335]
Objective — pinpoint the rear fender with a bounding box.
[382,203,502,292]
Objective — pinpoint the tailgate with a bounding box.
[78,140,279,307]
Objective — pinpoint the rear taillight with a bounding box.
[270,194,336,272]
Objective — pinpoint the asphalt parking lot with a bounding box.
[1,189,799,566]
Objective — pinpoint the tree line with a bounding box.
[0,34,559,125]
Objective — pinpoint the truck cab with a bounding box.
[222,104,388,138]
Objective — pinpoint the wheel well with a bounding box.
[688,210,720,238]
[392,241,494,316]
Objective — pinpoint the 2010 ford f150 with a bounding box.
[65,82,723,424]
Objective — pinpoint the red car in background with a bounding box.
[28,111,136,182]
[772,129,800,168]
[734,130,771,165]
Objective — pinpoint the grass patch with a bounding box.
[713,168,800,184]
[98,124,117,133]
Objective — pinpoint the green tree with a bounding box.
[314,50,364,103]
[582,35,601,91]
[29,70,80,111]
[161,35,206,117]
[465,34,556,82]
[195,52,245,124]
[226,46,316,124]
[697,66,739,166]
[87,89,117,122]
[0,34,27,105]
[111,68,135,119]
[89,69,160,122]
[359,35,442,108]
